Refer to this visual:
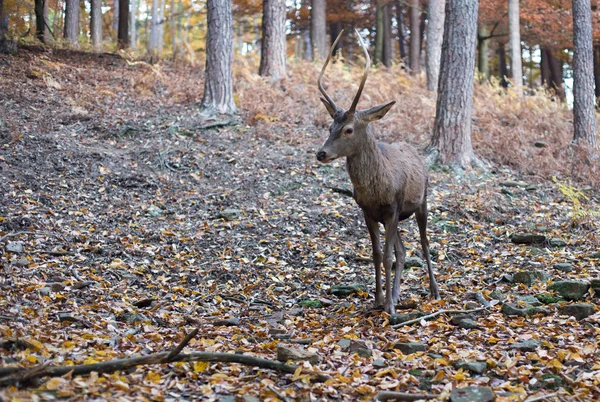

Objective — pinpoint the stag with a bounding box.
[316,30,440,314]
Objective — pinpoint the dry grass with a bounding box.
[231,57,599,187]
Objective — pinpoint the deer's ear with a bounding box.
[320,97,337,118]
[360,101,396,122]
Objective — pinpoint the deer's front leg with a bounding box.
[364,214,384,308]
[383,214,400,314]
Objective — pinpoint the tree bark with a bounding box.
[593,45,600,102]
[201,0,236,115]
[149,0,159,55]
[547,49,565,100]
[409,0,420,74]
[508,0,522,94]
[430,0,479,169]
[113,0,119,35]
[259,0,287,79]
[540,48,551,87]
[375,3,384,64]
[43,0,50,42]
[130,0,137,49]
[158,0,165,54]
[170,0,176,55]
[395,0,407,61]
[572,0,598,147]
[34,0,45,42]
[477,24,489,81]
[497,42,509,88]
[64,0,79,46]
[330,21,342,56]
[303,29,312,60]
[425,0,445,90]
[311,0,327,60]
[117,0,129,48]
[382,2,392,67]
[90,0,103,51]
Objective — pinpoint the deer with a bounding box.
[315,30,440,314]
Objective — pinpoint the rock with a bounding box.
[450,387,495,402]
[14,257,29,267]
[146,205,163,217]
[273,287,285,292]
[218,396,236,402]
[243,396,261,402]
[547,280,590,301]
[390,312,426,325]
[393,342,427,355]
[48,282,65,292]
[501,188,514,197]
[404,257,424,269]
[39,287,51,296]
[510,339,540,352]
[348,340,372,357]
[512,270,549,286]
[588,251,600,259]
[318,297,334,307]
[558,303,595,321]
[590,279,600,289]
[439,222,459,233]
[455,318,479,329]
[535,293,562,304]
[331,284,366,297]
[276,346,320,365]
[373,359,387,369]
[454,361,487,374]
[501,180,520,188]
[268,328,287,335]
[6,241,23,253]
[534,141,548,148]
[337,339,352,348]
[553,263,574,273]
[501,303,550,317]
[214,317,241,327]
[517,295,542,307]
[298,299,322,308]
[549,238,567,247]
[133,298,156,308]
[510,234,546,245]
[219,209,242,221]
[490,290,506,302]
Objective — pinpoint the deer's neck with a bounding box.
[346,131,395,207]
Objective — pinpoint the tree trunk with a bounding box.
[64,0,79,46]
[593,45,600,102]
[201,0,236,115]
[35,0,45,42]
[477,24,489,81]
[158,0,164,55]
[170,0,176,55]
[572,0,598,147]
[259,0,286,79]
[395,0,407,61]
[149,0,159,55]
[90,0,102,51]
[508,0,522,94]
[540,48,551,87]
[409,0,420,74]
[430,0,478,169]
[497,42,509,88]
[113,0,119,36]
[330,21,342,57]
[310,0,327,60]
[425,0,445,90]
[117,0,129,48]
[303,29,312,60]
[382,2,392,67]
[547,49,565,99]
[43,0,50,42]
[130,0,137,49]
[375,3,383,64]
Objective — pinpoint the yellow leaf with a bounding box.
[25,355,37,363]
[45,377,63,390]
[432,370,445,382]
[146,371,162,384]
[546,359,563,369]
[194,361,209,373]
[292,366,302,381]
[453,370,467,381]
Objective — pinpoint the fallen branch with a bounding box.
[167,328,199,361]
[326,186,353,197]
[523,392,559,402]
[391,307,487,328]
[0,351,330,387]
[0,231,37,243]
[376,391,438,401]
[197,119,233,131]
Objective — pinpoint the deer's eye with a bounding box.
[344,127,354,135]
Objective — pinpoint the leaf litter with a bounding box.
[0,46,599,401]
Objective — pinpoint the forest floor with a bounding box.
[0,46,599,401]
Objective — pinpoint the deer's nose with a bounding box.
[316,150,327,162]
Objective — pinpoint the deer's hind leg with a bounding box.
[364,213,384,308]
[392,230,406,305]
[415,200,440,299]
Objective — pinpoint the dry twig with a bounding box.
[391,307,487,328]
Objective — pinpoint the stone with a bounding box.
[511,339,540,352]
[268,328,287,335]
[501,180,520,187]
[336,339,352,348]
[218,396,236,402]
[547,280,590,301]
[590,279,600,289]
[535,293,562,304]
[534,141,547,148]
[450,387,495,402]
[454,361,487,374]
[553,263,574,273]
[373,359,387,369]
[299,299,322,308]
[14,257,29,267]
[455,318,479,329]
[5,241,23,253]
[393,342,427,355]
[512,270,549,286]
[348,339,369,354]
[501,303,550,317]
[48,282,65,292]
[214,317,241,327]
[404,257,424,269]
[517,295,542,307]
[219,209,242,221]
[490,290,506,302]
[243,396,261,402]
[318,297,334,307]
[390,312,426,325]
[588,251,600,259]
[549,238,567,247]
[39,287,51,296]
[276,346,320,365]
[331,284,366,297]
[510,234,546,245]
[146,205,163,217]
[558,303,595,321]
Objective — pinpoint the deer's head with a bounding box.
[316,30,396,163]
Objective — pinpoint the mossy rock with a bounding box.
[547,280,590,301]
[536,293,562,304]
[299,299,322,308]
[330,284,367,297]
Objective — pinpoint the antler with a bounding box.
[318,30,344,111]
[348,29,371,114]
